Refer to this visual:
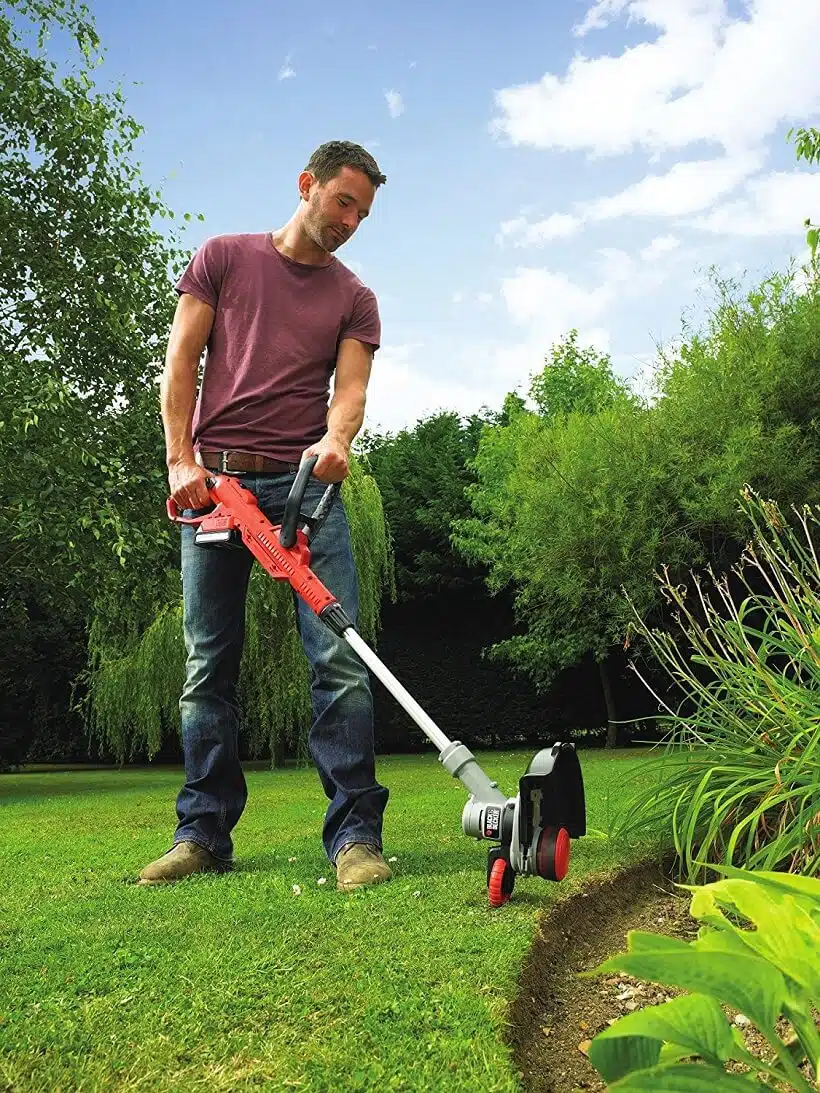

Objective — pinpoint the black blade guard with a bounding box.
[518,743,586,852]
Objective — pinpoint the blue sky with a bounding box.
[62,1,820,431]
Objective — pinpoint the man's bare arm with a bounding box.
[305,337,373,482]
[160,293,215,509]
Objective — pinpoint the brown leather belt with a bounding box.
[200,449,300,474]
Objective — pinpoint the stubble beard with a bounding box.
[304,194,339,254]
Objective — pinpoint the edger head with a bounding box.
[453,741,586,907]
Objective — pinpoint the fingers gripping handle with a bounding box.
[279,456,340,548]
[165,478,217,525]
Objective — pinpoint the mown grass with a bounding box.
[0,748,662,1092]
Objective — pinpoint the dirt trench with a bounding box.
[507,860,695,1093]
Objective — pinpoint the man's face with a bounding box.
[300,166,376,253]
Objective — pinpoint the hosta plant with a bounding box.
[583,865,820,1091]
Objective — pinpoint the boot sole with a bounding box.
[336,874,392,892]
[136,864,233,886]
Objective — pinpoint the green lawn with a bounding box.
[0,748,662,1092]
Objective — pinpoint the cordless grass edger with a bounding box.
[167,457,587,906]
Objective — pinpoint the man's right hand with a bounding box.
[168,459,212,511]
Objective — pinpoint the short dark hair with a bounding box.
[305,141,386,188]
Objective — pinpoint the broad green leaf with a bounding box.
[591,950,785,1032]
[608,1061,764,1091]
[587,1034,661,1084]
[693,928,761,960]
[689,880,820,997]
[658,1042,694,1065]
[699,865,820,913]
[627,930,694,953]
[590,993,736,1073]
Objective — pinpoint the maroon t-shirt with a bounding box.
[175,232,381,463]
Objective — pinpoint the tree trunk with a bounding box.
[273,732,288,768]
[598,656,618,749]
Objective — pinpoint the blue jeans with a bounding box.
[173,471,389,864]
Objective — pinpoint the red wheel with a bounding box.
[536,826,571,881]
[488,857,515,907]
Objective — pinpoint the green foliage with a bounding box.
[0,0,198,756]
[788,125,820,166]
[620,490,820,880]
[0,0,191,589]
[86,456,394,762]
[453,334,686,690]
[528,328,634,419]
[787,126,819,260]
[360,410,488,598]
[584,866,820,1091]
[455,273,820,725]
[653,270,820,549]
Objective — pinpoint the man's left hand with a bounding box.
[302,434,349,483]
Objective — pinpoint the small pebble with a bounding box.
[734,1014,751,1027]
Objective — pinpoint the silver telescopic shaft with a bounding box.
[342,628,453,753]
[341,627,507,813]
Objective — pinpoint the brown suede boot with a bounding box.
[137,841,232,886]
[335,843,392,892]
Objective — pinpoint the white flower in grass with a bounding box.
[292,884,302,896]
[388,857,397,863]
[317,877,327,886]
[288,856,297,862]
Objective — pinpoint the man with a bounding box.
[138,141,392,892]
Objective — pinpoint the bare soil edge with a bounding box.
[506,859,819,1093]
[506,858,689,1093]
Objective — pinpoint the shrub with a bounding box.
[584,865,820,1091]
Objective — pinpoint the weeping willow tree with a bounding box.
[86,454,395,764]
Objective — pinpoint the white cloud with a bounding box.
[641,234,681,261]
[278,55,295,81]
[365,343,505,432]
[496,153,761,248]
[594,247,636,284]
[585,153,762,219]
[501,267,615,345]
[693,169,820,236]
[498,212,583,247]
[490,0,820,157]
[497,239,682,377]
[385,90,404,118]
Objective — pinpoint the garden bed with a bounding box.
[509,860,818,1092]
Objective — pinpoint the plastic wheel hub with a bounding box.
[488,856,515,907]
[536,826,570,881]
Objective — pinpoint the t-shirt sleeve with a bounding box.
[175,236,227,310]
[341,286,381,354]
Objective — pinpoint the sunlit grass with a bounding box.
[0,748,661,1092]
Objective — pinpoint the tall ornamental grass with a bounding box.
[620,488,820,880]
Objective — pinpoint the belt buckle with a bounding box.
[220,451,231,473]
